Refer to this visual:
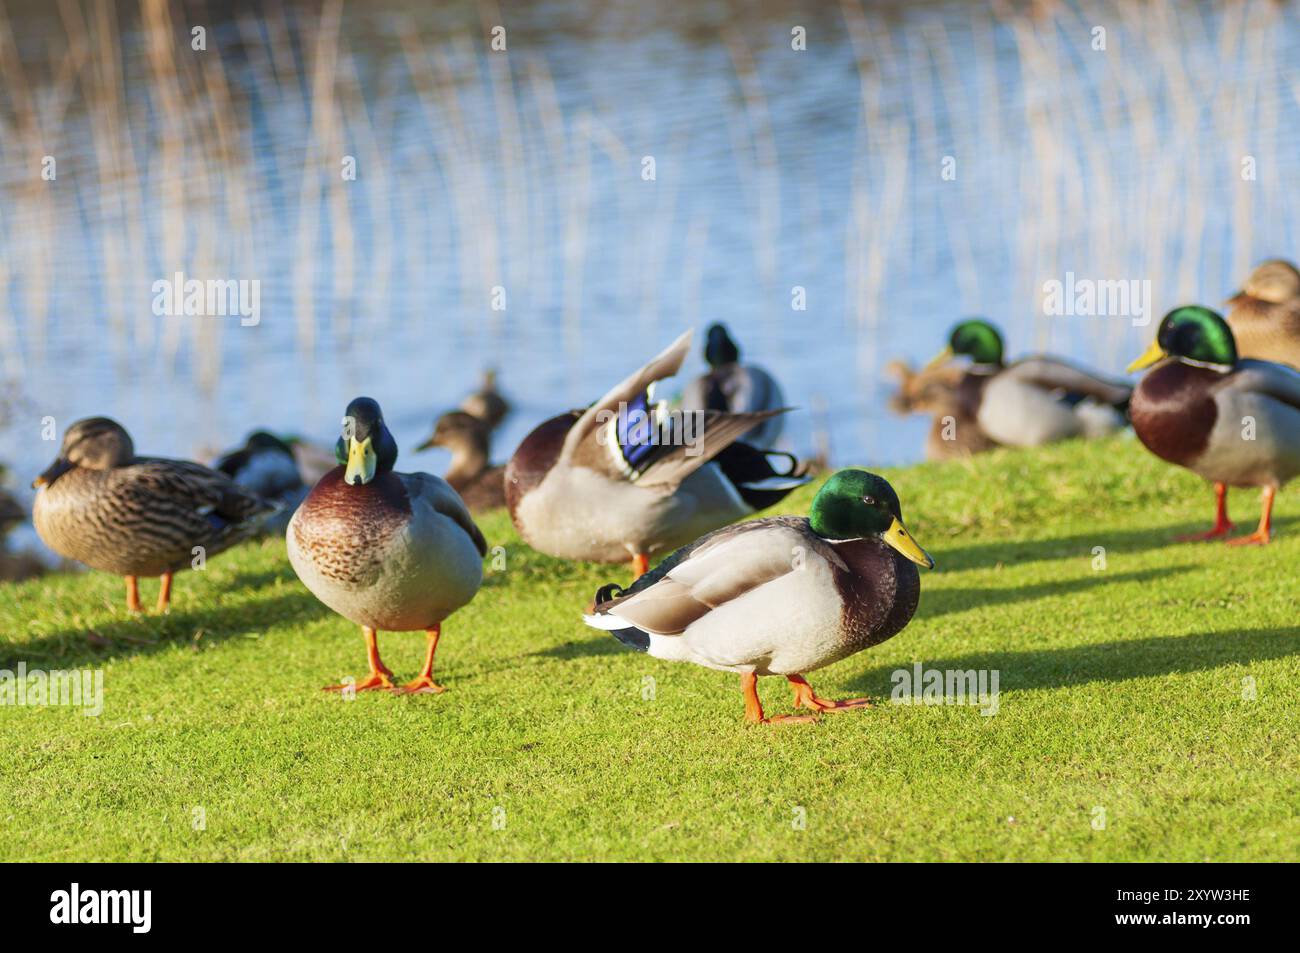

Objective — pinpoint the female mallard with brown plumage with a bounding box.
[413,410,506,513]
[584,469,933,724]
[32,417,276,612]
[287,398,487,694]
[505,330,810,578]
[1225,258,1300,369]
[885,358,999,460]
[1128,306,1300,544]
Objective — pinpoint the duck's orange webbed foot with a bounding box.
[740,673,820,725]
[631,553,650,579]
[156,571,174,613]
[323,626,396,692]
[323,671,396,693]
[1225,486,1275,546]
[125,576,142,613]
[788,674,874,713]
[1177,482,1235,541]
[395,675,446,695]
[394,625,447,695]
[1226,529,1271,546]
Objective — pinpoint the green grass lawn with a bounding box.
[1,435,1296,861]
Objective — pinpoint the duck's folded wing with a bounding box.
[588,518,822,635]
[129,458,275,523]
[403,472,489,556]
[1222,360,1300,410]
[560,330,695,464]
[1005,357,1132,404]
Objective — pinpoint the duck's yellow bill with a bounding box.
[923,346,955,371]
[344,435,377,485]
[883,518,935,569]
[1126,340,1167,373]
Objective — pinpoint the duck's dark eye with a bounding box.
[863,495,877,506]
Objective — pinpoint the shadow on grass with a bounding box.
[920,566,1193,618]
[3,590,331,669]
[933,515,1298,571]
[530,637,629,661]
[224,566,298,592]
[846,626,1300,695]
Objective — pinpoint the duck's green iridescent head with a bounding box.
[809,469,934,568]
[1128,306,1237,373]
[336,397,399,485]
[941,318,1004,367]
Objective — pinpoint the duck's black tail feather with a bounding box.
[713,442,811,510]
[583,583,650,652]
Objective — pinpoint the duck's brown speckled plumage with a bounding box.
[34,456,274,577]
[289,467,411,586]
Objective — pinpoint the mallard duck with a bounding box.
[505,330,810,578]
[460,368,510,432]
[1128,306,1300,545]
[926,319,1131,447]
[1225,259,1300,369]
[680,323,786,447]
[287,398,487,693]
[214,431,307,533]
[886,359,999,460]
[414,411,506,513]
[584,468,933,724]
[32,417,276,612]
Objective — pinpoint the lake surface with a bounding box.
[3,0,1298,512]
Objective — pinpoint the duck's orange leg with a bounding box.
[1177,482,1235,541]
[324,626,395,692]
[156,572,174,613]
[125,575,141,613]
[741,672,817,725]
[788,674,874,713]
[632,553,650,578]
[397,625,447,695]
[1228,485,1275,546]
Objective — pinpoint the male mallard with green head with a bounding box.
[584,469,933,724]
[287,398,487,693]
[681,323,786,447]
[927,318,1132,448]
[1128,306,1300,545]
[506,330,809,578]
[32,417,277,612]
[1225,258,1300,369]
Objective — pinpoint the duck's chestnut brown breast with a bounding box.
[504,411,580,519]
[1130,363,1219,467]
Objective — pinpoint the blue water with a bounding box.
[2,0,1298,512]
